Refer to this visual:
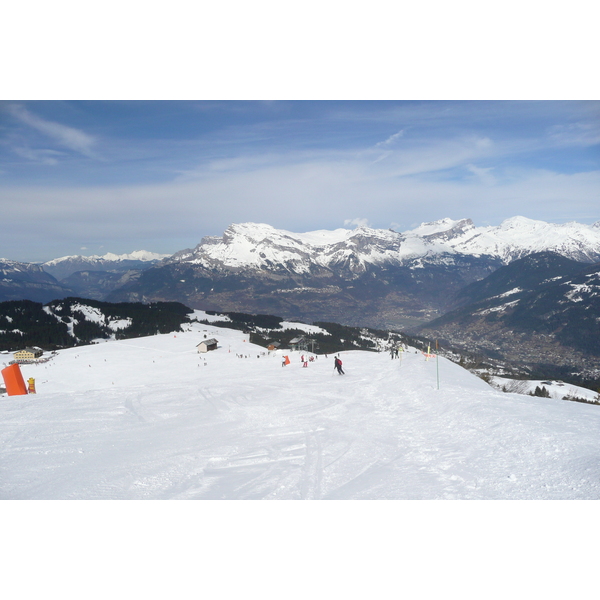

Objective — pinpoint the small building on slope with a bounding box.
[197,338,218,353]
[13,347,43,362]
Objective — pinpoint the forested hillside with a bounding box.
[0,298,193,351]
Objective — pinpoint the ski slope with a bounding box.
[2,319,600,500]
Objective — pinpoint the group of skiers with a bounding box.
[389,346,404,359]
[280,352,346,375]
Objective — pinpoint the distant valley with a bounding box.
[415,252,600,386]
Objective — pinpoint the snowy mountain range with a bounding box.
[162,216,600,273]
[107,216,600,329]
[2,215,599,332]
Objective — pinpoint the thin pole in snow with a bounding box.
[436,339,440,390]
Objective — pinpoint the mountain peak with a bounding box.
[408,218,472,237]
[500,216,542,228]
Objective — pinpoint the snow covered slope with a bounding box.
[2,315,599,500]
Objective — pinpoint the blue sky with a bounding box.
[1,100,599,262]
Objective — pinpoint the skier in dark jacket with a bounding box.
[334,356,345,375]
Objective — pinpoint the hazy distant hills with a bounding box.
[42,250,167,281]
[0,260,74,303]
[33,251,167,300]
[59,270,142,302]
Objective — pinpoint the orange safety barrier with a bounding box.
[284,355,290,365]
[2,363,28,396]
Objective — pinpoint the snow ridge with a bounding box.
[44,250,169,267]
[166,217,600,274]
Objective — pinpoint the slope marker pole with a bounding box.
[436,340,440,390]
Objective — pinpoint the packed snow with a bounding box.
[2,318,600,500]
[491,376,599,403]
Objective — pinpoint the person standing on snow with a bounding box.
[334,356,345,375]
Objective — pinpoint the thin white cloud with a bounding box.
[375,129,405,148]
[344,218,370,228]
[12,146,64,165]
[7,104,97,158]
[365,135,497,178]
[547,121,600,147]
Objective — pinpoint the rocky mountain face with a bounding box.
[415,253,600,380]
[0,260,73,303]
[106,217,600,329]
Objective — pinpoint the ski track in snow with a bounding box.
[1,323,600,500]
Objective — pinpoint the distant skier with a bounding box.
[334,356,345,375]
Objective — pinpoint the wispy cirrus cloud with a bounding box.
[0,100,598,262]
[12,146,65,165]
[375,129,405,148]
[547,121,600,148]
[6,103,98,159]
